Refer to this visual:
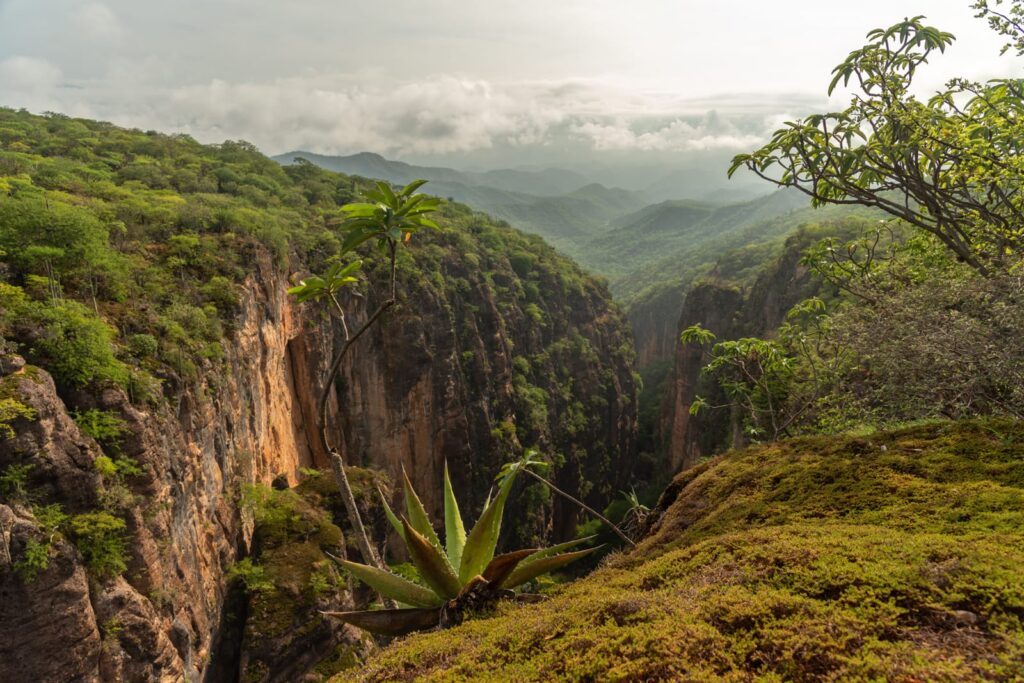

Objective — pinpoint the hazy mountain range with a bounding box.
[275,150,810,300]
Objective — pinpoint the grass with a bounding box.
[343,419,1024,681]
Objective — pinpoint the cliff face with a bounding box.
[627,282,686,370]
[0,232,637,681]
[0,251,320,682]
[328,221,638,543]
[658,236,819,471]
[658,284,745,472]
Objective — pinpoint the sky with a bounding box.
[0,0,1020,174]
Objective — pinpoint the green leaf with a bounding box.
[413,218,441,231]
[519,535,596,565]
[335,559,441,607]
[443,462,467,571]
[400,179,429,196]
[459,465,519,583]
[376,181,398,207]
[341,229,376,254]
[339,202,380,214]
[402,468,442,551]
[499,546,601,590]
[401,517,461,599]
[378,487,406,543]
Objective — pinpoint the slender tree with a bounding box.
[289,179,441,570]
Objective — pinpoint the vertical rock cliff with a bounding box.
[657,233,821,471]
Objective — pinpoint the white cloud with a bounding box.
[126,75,801,157]
[0,55,61,91]
[76,3,122,40]
[569,114,782,153]
[0,59,821,159]
[0,0,1018,169]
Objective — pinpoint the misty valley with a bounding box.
[1,2,1024,682]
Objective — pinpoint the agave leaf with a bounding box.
[443,463,467,570]
[402,467,443,551]
[334,558,441,608]
[401,517,462,599]
[459,466,519,584]
[378,487,406,543]
[481,548,536,588]
[323,608,441,636]
[520,535,596,565]
[499,546,602,590]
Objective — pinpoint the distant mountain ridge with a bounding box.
[275,150,650,258]
[274,151,592,197]
[274,151,816,304]
[580,188,809,295]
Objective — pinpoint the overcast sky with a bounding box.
[0,0,1019,169]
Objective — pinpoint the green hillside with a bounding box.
[276,152,648,267]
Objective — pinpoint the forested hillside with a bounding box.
[0,109,639,681]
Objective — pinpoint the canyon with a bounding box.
[0,113,638,681]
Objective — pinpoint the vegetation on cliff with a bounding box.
[350,419,1024,681]
[0,107,639,585]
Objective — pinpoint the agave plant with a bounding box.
[325,459,598,635]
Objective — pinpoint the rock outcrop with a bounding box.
[0,504,103,683]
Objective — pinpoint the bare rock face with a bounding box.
[659,284,745,472]
[627,282,687,369]
[0,367,103,511]
[0,506,102,683]
[92,577,187,682]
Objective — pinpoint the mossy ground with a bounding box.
[343,420,1024,681]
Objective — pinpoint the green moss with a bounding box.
[240,479,354,671]
[312,643,365,678]
[350,420,1024,682]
